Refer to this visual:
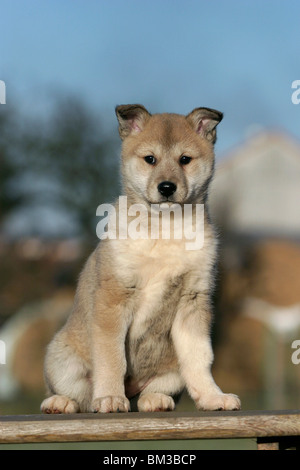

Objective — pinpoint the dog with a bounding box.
[41,104,241,413]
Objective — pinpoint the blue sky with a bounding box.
[1,0,300,157]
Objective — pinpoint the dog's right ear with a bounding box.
[115,104,151,139]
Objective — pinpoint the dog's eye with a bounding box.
[180,156,192,165]
[144,155,156,165]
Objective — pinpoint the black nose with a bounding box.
[157,181,177,198]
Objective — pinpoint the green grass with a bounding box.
[0,439,257,451]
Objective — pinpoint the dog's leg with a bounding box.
[90,287,132,413]
[41,332,92,413]
[172,293,241,411]
[137,371,185,412]
[91,317,130,412]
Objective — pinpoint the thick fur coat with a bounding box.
[41,105,241,413]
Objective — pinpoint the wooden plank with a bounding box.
[258,436,300,450]
[257,440,279,450]
[0,410,300,444]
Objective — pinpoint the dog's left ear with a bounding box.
[115,104,151,140]
[186,107,223,144]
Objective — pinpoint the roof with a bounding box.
[215,129,300,172]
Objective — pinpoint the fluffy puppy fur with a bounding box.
[41,105,241,413]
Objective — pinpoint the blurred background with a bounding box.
[0,0,300,421]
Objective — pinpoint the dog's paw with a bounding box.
[91,396,130,413]
[41,394,80,414]
[137,393,175,412]
[196,392,241,411]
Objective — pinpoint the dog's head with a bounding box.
[115,104,222,205]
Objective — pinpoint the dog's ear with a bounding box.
[115,104,151,139]
[186,107,223,144]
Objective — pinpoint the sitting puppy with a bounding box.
[41,105,241,413]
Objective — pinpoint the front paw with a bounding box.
[137,393,175,412]
[196,392,241,411]
[91,395,130,413]
[41,395,80,414]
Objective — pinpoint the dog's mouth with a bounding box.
[145,194,182,205]
[156,194,176,203]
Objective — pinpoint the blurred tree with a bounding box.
[29,97,120,244]
[0,96,121,320]
[0,107,23,228]
[0,96,121,244]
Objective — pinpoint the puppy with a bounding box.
[41,105,241,413]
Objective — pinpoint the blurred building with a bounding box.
[210,130,300,248]
[209,130,300,409]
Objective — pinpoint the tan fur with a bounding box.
[41,105,241,414]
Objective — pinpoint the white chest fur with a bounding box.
[110,236,215,341]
